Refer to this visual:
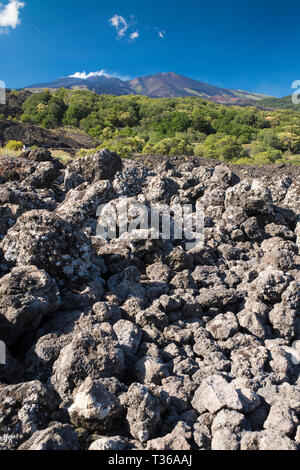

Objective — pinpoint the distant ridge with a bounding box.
[24,72,272,105]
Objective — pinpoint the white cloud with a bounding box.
[0,0,25,33]
[70,70,107,79]
[109,13,139,42]
[158,30,165,39]
[109,14,128,38]
[69,70,130,81]
[130,31,139,41]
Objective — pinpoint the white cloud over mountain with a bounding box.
[69,70,130,81]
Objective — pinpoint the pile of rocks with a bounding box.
[0,148,299,450]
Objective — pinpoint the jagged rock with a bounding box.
[160,375,196,412]
[0,381,58,450]
[206,312,239,340]
[68,150,122,183]
[241,430,297,450]
[107,266,145,303]
[211,429,240,450]
[225,179,273,215]
[51,324,125,401]
[18,423,79,450]
[1,210,104,282]
[212,409,251,435]
[193,375,260,414]
[263,402,298,436]
[237,299,268,339]
[146,421,192,450]
[68,377,124,433]
[0,265,60,345]
[89,436,128,451]
[250,267,290,304]
[92,302,123,323]
[113,320,142,355]
[0,151,299,451]
[56,180,116,227]
[134,356,170,385]
[123,383,167,443]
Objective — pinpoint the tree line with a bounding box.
[19,88,300,164]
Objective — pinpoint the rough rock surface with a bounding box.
[0,150,299,450]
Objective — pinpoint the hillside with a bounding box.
[27,75,133,96]
[259,95,300,111]
[128,72,269,104]
[6,89,297,165]
[0,119,98,149]
[24,72,271,106]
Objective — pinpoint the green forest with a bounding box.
[18,88,300,164]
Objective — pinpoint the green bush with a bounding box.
[202,134,245,161]
[99,135,145,159]
[144,136,194,156]
[234,157,253,165]
[252,152,273,165]
[194,144,204,157]
[76,148,98,158]
[6,140,23,151]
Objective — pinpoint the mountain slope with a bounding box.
[258,95,300,111]
[27,75,133,96]
[128,72,268,104]
[24,72,271,105]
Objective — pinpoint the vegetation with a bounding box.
[6,140,23,151]
[259,95,300,111]
[18,89,300,163]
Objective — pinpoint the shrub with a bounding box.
[234,157,253,165]
[252,152,273,164]
[76,148,98,158]
[144,137,194,156]
[202,134,245,161]
[6,140,23,151]
[194,144,204,157]
[51,150,73,165]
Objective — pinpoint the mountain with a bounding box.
[24,72,271,105]
[26,75,133,96]
[128,72,269,104]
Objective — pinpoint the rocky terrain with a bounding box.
[0,119,98,149]
[0,149,299,451]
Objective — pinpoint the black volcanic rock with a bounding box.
[0,119,97,149]
[0,150,299,451]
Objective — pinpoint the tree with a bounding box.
[202,134,244,161]
[257,129,281,149]
[277,126,300,152]
[22,92,66,128]
[144,137,194,156]
[192,109,214,134]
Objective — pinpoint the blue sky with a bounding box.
[0,0,299,96]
